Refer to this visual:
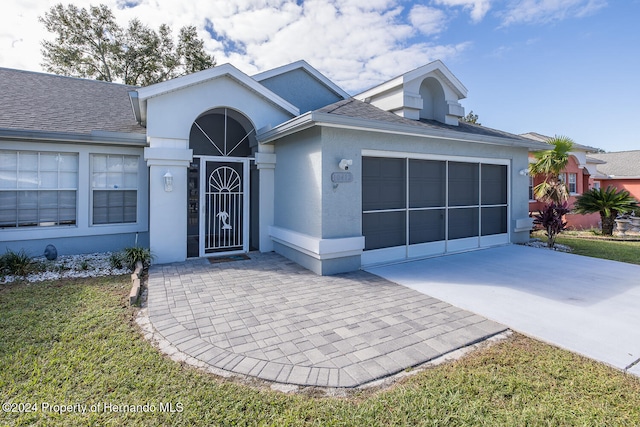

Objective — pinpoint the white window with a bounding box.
[529,175,535,201]
[568,173,577,194]
[91,154,139,225]
[0,150,78,228]
[593,181,601,190]
[558,173,566,185]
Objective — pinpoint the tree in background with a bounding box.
[573,186,638,236]
[529,135,574,204]
[462,110,480,125]
[39,3,215,86]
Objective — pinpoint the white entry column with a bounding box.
[255,148,276,252]
[145,141,193,264]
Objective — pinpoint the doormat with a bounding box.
[208,253,251,264]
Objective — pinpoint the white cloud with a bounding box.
[0,0,471,93]
[409,5,448,35]
[432,0,492,22]
[500,0,608,26]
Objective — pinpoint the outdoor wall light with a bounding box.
[163,171,173,192]
[519,168,530,176]
[339,159,353,170]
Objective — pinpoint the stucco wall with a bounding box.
[319,127,532,243]
[273,127,323,237]
[258,69,343,114]
[600,179,640,202]
[145,77,294,141]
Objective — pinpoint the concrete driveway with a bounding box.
[367,244,640,376]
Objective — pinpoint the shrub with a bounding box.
[1,249,35,277]
[574,186,638,236]
[109,252,124,270]
[121,246,153,271]
[533,203,570,249]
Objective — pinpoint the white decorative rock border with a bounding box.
[0,252,131,284]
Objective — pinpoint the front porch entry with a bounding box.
[188,157,251,257]
[186,107,258,258]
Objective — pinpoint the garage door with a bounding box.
[361,155,509,266]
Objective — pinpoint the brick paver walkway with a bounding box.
[147,252,506,387]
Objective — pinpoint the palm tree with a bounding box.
[529,135,574,203]
[573,186,639,235]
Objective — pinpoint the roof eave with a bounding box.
[0,128,147,146]
[258,112,550,150]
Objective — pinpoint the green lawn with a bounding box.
[555,235,640,265]
[532,230,640,265]
[2,273,640,426]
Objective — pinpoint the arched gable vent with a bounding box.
[354,60,468,126]
[419,77,447,122]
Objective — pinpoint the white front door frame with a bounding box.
[198,155,251,257]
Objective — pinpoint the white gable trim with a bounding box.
[133,64,299,126]
[253,60,351,100]
[355,60,467,101]
[403,60,467,99]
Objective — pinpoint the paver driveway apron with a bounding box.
[146,252,506,388]
[367,244,640,376]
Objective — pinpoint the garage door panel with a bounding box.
[363,211,406,250]
[449,162,479,206]
[482,164,508,205]
[409,159,446,208]
[448,208,479,240]
[481,206,508,236]
[409,209,445,244]
[363,157,406,211]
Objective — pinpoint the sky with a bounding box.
[1,0,639,152]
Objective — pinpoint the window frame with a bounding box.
[90,153,140,226]
[568,172,577,194]
[0,150,79,229]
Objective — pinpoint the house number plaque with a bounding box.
[331,172,353,183]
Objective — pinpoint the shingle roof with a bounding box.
[316,99,534,143]
[0,68,144,136]
[519,131,600,152]
[589,151,640,177]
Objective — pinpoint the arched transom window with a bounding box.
[189,108,255,157]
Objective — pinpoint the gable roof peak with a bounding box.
[252,60,350,100]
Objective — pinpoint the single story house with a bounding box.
[0,60,548,274]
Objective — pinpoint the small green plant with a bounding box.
[1,249,34,277]
[109,252,124,270]
[79,259,90,271]
[121,246,153,270]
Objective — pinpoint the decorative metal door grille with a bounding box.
[205,164,244,253]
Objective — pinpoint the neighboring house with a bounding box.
[521,132,603,229]
[589,150,640,203]
[0,60,548,275]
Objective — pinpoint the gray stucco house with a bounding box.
[0,60,547,274]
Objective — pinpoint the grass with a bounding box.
[533,231,640,265]
[2,275,640,426]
